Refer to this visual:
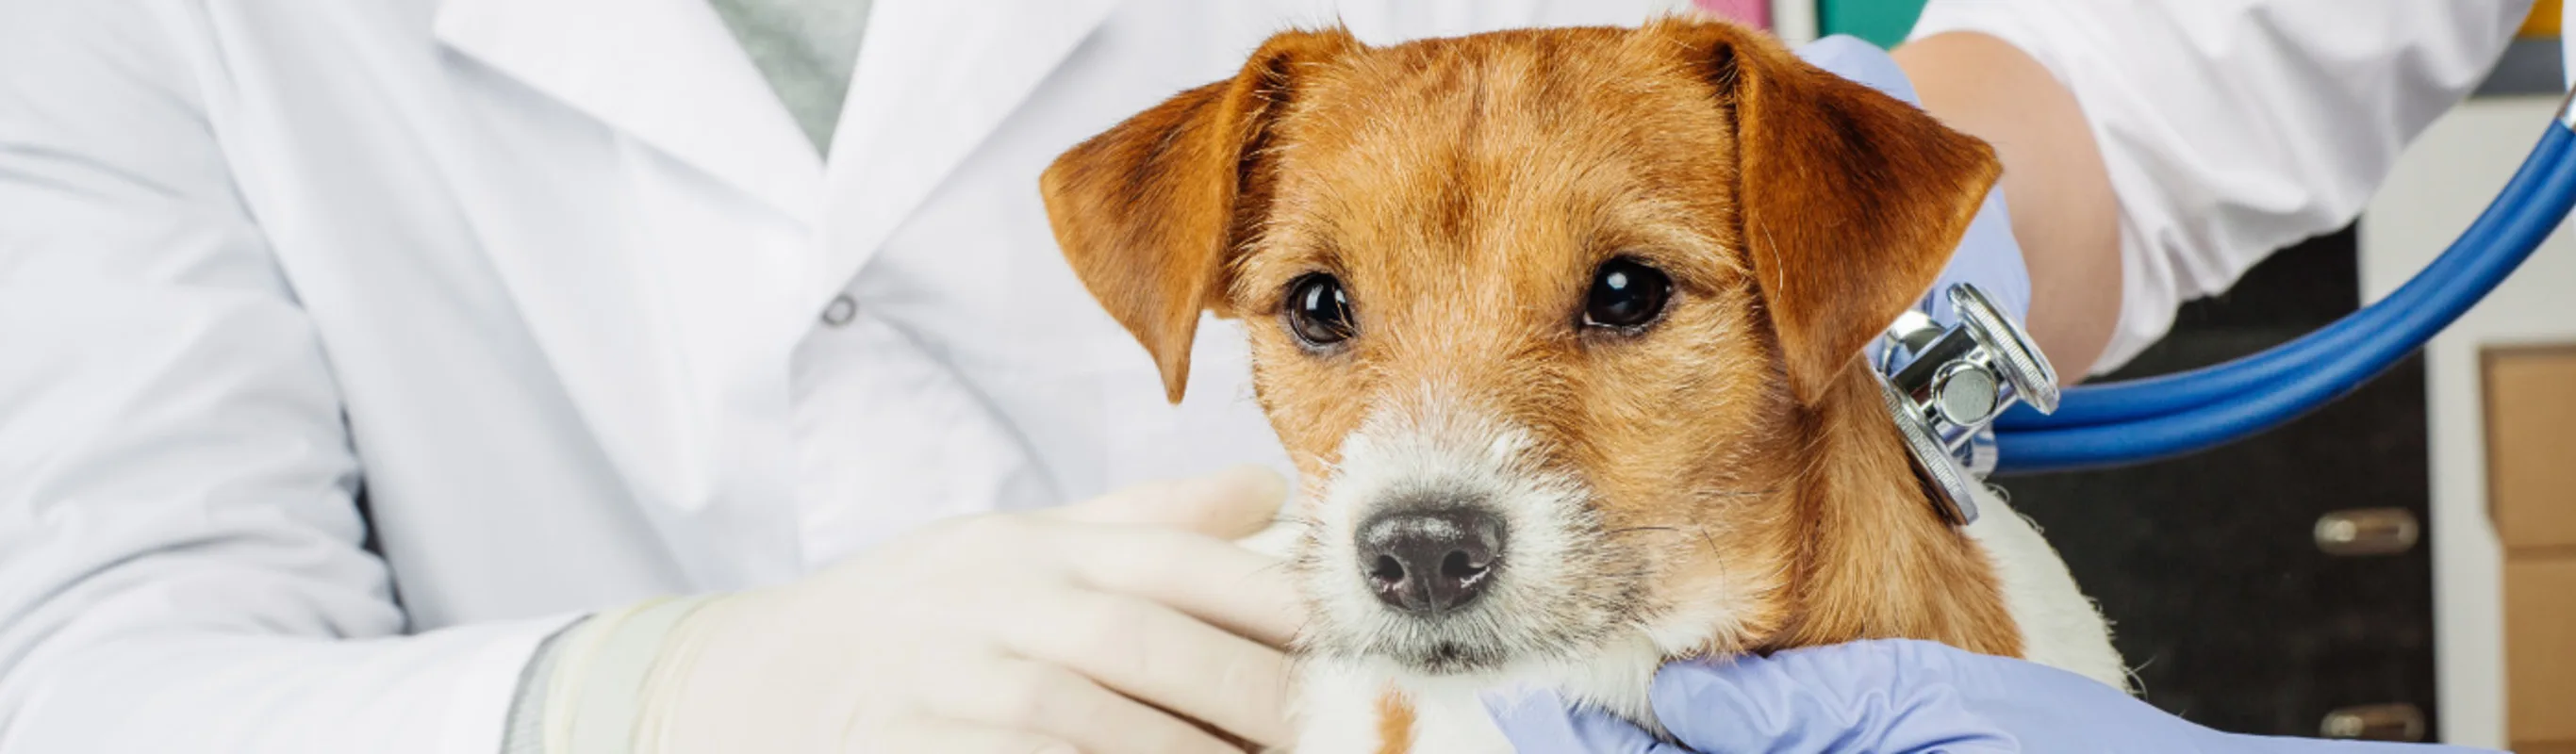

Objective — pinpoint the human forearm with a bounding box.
[1898,2,2525,375]
[1893,31,2122,382]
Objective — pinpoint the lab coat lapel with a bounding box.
[431,0,817,586]
[809,0,1121,308]
[434,0,823,225]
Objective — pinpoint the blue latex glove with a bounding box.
[1481,639,2493,754]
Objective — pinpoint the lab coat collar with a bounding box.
[809,0,1121,308]
[436,0,1123,316]
[434,0,824,225]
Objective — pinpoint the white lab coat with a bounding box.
[0,1,1677,752]
[0,1,2527,752]
[1912,0,2532,372]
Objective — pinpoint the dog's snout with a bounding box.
[1358,508,1505,614]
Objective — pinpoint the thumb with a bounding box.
[1049,464,1292,538]
[1481,686,1682,754]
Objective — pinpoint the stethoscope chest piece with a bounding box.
[1874,284,2061,526]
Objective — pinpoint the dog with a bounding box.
[1041,17,2127,752]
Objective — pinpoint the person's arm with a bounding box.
[0,9,1305,751]
[1894,1,2528,377]
[0,4,572,752]
[1893,32,2122,383]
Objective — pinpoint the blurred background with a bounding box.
[1698,0,2576,748]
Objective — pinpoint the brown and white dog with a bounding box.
[1041,18,2126,752]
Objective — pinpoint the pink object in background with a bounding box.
[1693,0,1773,28]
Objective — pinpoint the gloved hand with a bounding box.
[536,466,1302,754]
[1482,638,2494,754]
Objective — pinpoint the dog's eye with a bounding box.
[1285,273,1357,347]
[1583,258,1672,330]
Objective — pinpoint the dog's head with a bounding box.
[1043,20,2001,677]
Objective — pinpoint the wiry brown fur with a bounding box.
[1043,17,2019,750]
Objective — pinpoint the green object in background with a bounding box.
[1816,0,1931,49]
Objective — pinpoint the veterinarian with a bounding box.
[0,3,2539,754]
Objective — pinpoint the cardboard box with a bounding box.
[2490,345,2576,748]
[2508,558,2576,746]
[2483,346,2576,551]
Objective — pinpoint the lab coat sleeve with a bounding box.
[0,3,568,752]
[1909,0,2530,374]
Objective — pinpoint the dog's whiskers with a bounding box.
[1602,525,1685,537]
[1269,513,1324,530]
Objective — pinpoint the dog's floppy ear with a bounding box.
[1041,29,1358,403]
[1661,20,2000,406]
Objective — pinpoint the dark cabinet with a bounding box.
[1998,226,2439,740]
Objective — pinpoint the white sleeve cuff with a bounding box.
[445,615,594,754]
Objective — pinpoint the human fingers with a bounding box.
[865,717,1080,754]
[1000,589,1296,747]
[1052,522,1304,648]
[1050,465,1290,539]
[922,653,1245,754]
[1478,686,1680,754]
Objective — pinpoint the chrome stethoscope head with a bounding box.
[1874,284,2060,526]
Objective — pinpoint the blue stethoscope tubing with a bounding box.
[1991,114,2576,475]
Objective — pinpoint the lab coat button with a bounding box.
[821,294,858,326]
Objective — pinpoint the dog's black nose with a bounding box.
[1358,508,1504,614]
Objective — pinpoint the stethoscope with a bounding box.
[1880,93,2576,526]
